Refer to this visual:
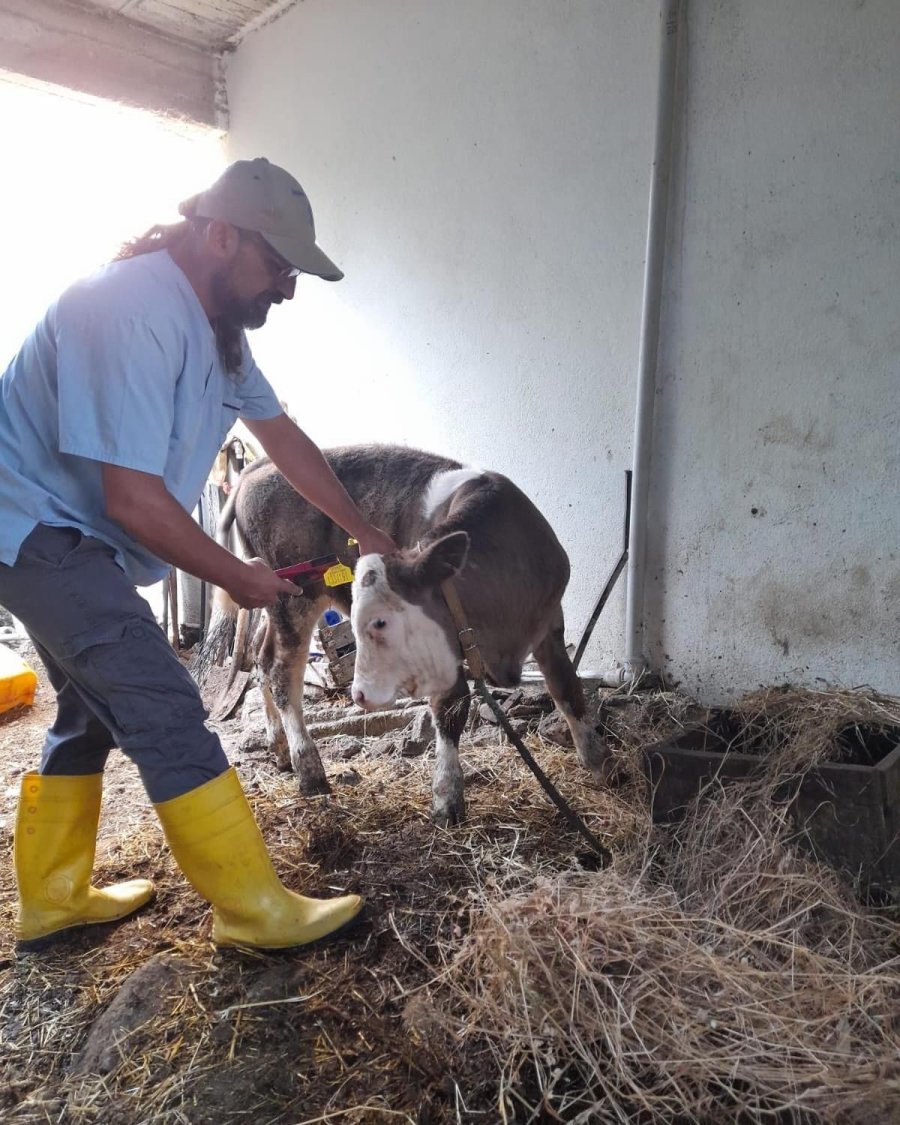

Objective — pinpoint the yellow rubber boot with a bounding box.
[15,772,155,947]
[154,767,362,950]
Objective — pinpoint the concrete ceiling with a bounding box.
[0,0,300,126]
[71,0,299,53]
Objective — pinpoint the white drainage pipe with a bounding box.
[621,0,684,684]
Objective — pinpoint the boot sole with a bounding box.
[215,904,366,954]
[16,896,157,953]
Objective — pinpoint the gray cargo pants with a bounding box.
[0,524,228,802]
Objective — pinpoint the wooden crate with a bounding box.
[324,650,356,689]
[318,619,356,663]
[315,619,357,689]
[643,722,900,897]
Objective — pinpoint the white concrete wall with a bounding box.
[650,0,900,699]
[226,0,655,675]
[226,0,900,700]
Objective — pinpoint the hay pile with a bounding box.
[712,686,900,769]
[602,683,900,770]
[406,687,900,1123]
[1,685,898,1123]
[421,869,898,1122]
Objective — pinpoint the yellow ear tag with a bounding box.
[323,562,354,587]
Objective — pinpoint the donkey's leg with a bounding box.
[266,598,330,795]
[429,669,471,827]
[532,610,613,783]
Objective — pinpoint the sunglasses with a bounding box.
[243,230,302,280]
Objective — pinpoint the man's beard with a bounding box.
[211,269,283,330]
[211,268,284,375]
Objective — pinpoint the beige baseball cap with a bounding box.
[180,157,343,281]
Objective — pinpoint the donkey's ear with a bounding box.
[413,531,470,587]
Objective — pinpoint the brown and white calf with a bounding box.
[219,444,610,824]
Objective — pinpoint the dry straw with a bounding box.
[406,686,900,1123]
[1,684,898,1123]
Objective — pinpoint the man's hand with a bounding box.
[355,526,397,557]
[226,558,301,609]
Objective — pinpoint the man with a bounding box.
[0,157,395,952]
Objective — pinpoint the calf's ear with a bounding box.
[414,531,470,587]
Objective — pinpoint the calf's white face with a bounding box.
[350,552,463,709]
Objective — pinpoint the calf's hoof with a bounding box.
[272,735,291,772]
[296,774,332,798]
[592,750,627,788]
[289,746,331,796]
[578,731,624,787]
[432,793,466,828]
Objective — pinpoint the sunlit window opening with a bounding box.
[0,70,225,369]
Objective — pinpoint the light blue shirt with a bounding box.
[0,250,282,585]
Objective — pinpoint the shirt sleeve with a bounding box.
[237,335,285,421]
[55,296,179,475]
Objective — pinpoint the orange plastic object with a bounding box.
[0,642,37,714]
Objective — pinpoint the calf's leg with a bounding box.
[259,680,289,771]
[532,611,613,783]
[260,600,330,795]
[256,620,289,769]
[429,669,470,827]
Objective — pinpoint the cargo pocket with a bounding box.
[68,615,205,741]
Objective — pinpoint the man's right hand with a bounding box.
[226,558,301,609]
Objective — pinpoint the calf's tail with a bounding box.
[189,590,239,688]
[215,486,239,550]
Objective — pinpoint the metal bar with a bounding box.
[572,469,633,671]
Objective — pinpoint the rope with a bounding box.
[440,578,612,865]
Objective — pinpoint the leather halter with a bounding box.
[439,578,485,680]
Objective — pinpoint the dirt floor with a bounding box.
[1,641,898,1124]
[0,640,640,1124]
